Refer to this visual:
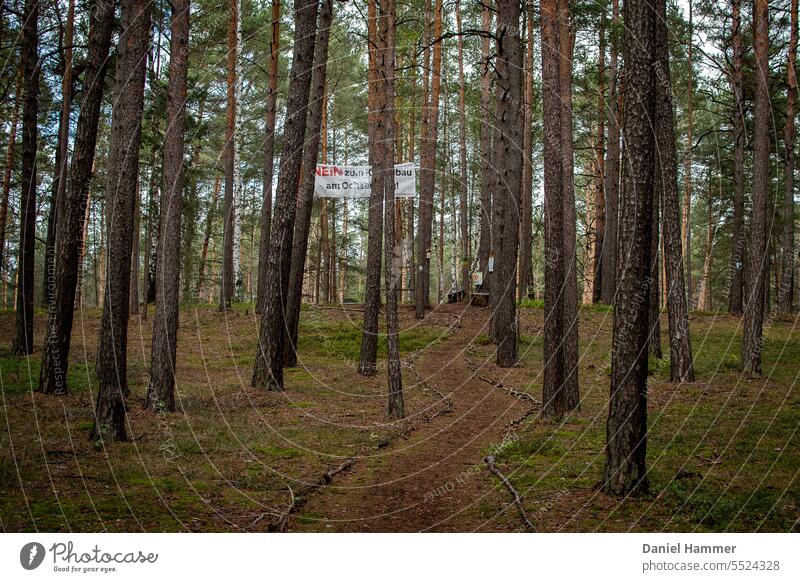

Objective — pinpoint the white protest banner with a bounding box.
[314,162,416,198]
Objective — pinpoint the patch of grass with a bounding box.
[519,299,544,309]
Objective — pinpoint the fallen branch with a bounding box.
[484,455,536,532]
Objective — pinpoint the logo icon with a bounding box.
[20,542,46,570]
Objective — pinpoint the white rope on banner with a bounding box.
[314,162,416,198]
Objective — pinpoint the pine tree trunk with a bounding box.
[519,5,534,303]
[252,0,319,391]
[649,184,662,358]
[592,14,606,303]
[0,72,21,288]
[196,175,220,298]
[779,0,797,314]
[256,0,281,314]
[145,0,189,412]
[742,0,770,375]
[181,99,205,301]
[682,0,694,308]
[728,0,746,315]
[92,0,153,441]
[698,188,717,313]
[654,0,695,382]
[380,0,403,418]
[42,0,76,309]
[600,0,620,305]
[221,0,240,310]
[560,0,579,409]
[603,0,655,497]
[129,185,141,314]
[359,0,385,375]
[284,0,333,369]
[414,0,442,318]
[455,1,469,297]
[541,0,566,417]
[39,0,115,393]
[477,4,493,296]
[12,0,39,356]
[492,0,522,368]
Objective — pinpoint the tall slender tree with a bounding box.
[682,0,695,307]
[252,0,320,391]
[779,0,798,314]
[285,0,333,369]
[541,0,566,416]
[728,0,746,315]
[12,0,40,356]
[742,0,770,375]
[654,0,694,382]
[39,0,115,395]
[145,0,190,412]
[591,12,606,303]
[414,0,443,318]
[519,3,535,303]
[359,0,385,375]
[92,0,154,441]
[257,0,282,315]
[221,0,241,310]
[477,3,493,291]
[604,0,656,497]
[455,0,469,295]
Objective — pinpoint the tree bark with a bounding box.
[39,0,114,393]
[145,0,190,412]
[284,0,333,369]
[455,0,469,297]
[603,0,655,497]
[12,0,39,355]
[541,0,566,417]
[92,0,153,441]
[742,0,770,375]
[728,0,746,315]
[591,13,606,304]
[252,0,319,391]
[257,0,281,314]
[697,186,717,312]
[380,0,403,418]
[196,175,220,299]
[682,0,694,308]
[0,71,20,287]
[221,0,240,310]
[600,0,619,305]
[519,4,534,303]
[414,0,443,318]
[42,0,76,309]
[477,3,493,296]
[559,0,579,409]
[358,0,384,375]
[779,0,797,314]
[654,0,695,382]
[492,0,522,368]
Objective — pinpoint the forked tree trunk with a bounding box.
[285,0,333,369]
[654,0,695,383]
[256,0,281,314]
[145,0,190,412]
[43,0,75,308]
[728,0,746,315]
[39,0,114,394]
[92,0,153,441]
[541,0,566,417]
[603,0,655,498]
[12,0,39,356]
[492,0,522,368]
[779,0,797,314]
[742,0,770,375]
[252,0,319,391]
[414,0,443,318]
[358,0,384,375]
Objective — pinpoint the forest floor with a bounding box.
[0,301,798,532]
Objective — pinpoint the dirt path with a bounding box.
[292,305,531,532]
